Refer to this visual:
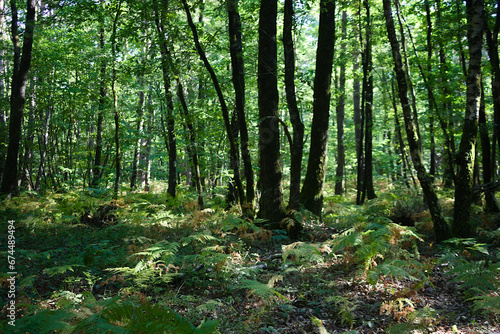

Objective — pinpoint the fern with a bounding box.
[241,275,288,304]
[13,296,219,334]
[326,295,359,327]
[282,242,324,265]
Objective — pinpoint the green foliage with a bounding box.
[439,238,500,318]
[282,241,325,265]
[14,293,219,334]
[326,295,359,327]
[240,275,289,305]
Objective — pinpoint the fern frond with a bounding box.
[282,242,323,264]
[241,276,288,304]
[182,231,219,246]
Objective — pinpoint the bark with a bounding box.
[92,22,106,188]
[111,1,122,199]
[361,0,376,202]
[484,4,500,172]
[228,0,254,209]
[383,0,449,242]
[180,0,244,206]
[177,79,204,209]
[453,0,484,237]
[354,42,363,204]
[436,0,456,187]
[300,0,335,215]
[258,0,285,222]
[335,10,347,196]
[1,0,36,195]
[154,0,177,198]
[283,0,304,209]
[34,107,51,192]
[130,86,145,189]
[478,79,499,212]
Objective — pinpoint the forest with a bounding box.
[0,0,499,332]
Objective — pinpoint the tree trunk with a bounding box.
[92,22,106,189]
[1,0,36,196]
[335,10,347,196]
[111,1,122,199]
[453,0,484,237]
[383,0,449,242]
[283,0,304,209]
[354,38,364,204]
[177,79,204,209]
[436,0,456,188]
[154,0,177,198]
[130,86,145,189]
[228,0,254,210]
[478,79,499,213]
[361,0,376,202]
[300,0,335,215]
[258,0,285,222]
[34,107,51,192]
[484,4,500,176]
[180,0,244,206]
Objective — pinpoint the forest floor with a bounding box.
[0,184,499,333]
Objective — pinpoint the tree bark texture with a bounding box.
[453,0,484,237]
[361,0,376,202]
[228,0,254,209]
[1,0,36,195]
[383,0,449,242]
[258,0,285,222]
[335,10,347,196]
[300,0,335,215]
[154,0,177,198]
[283,0,304,209]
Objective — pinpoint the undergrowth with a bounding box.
[0,187,498,333]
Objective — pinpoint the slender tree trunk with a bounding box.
[425,0,436,181]
[258,0,285,221]
[1,0,36,195]
[436,0,456,187]
[35,107,51,192]
[335,10,347,196]
[354,38,364,204]
[395,0,421,150]
[92,22,106,188]
[111,1,122,199]
[453,0,484,237]
[180,0,244,206]
[283,0,304,209]
[300,0,335,215]
[228,0,254,210]
[131,86,145,189]
[361,0,376,202]
[154,0,177,198]
[383,0,449,242]
[21,81,36,190]
[479,79,499,212]
[0,0,7,182]
[484,4,500,175]
[177,79,204,209]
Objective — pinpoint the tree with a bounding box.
[383,0,449,242]
[300,0,335,215]
[283,0,304,209]
[453,0,484,237]
[258,0,285,222]
[180,0,245,206]
[335,9,347,196]
[228,0,254,210]
[154,0,177,198]
[1,0,36,195]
